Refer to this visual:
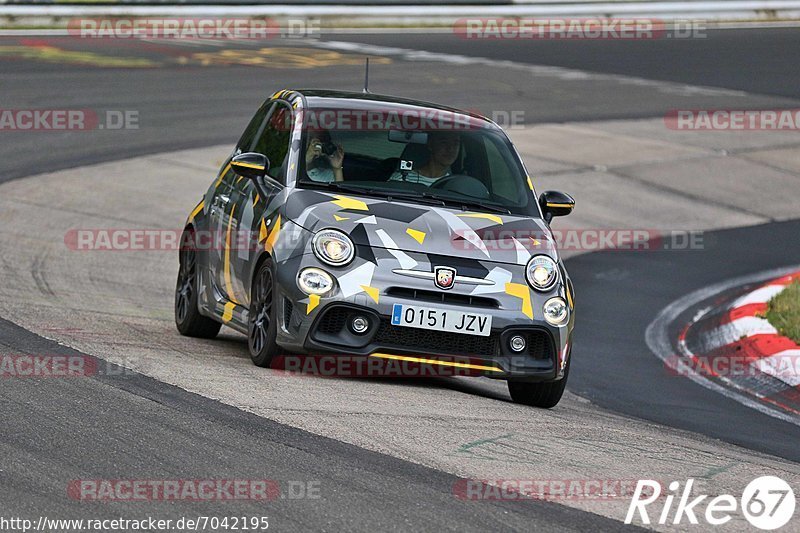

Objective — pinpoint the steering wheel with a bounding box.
[429,174,491,199]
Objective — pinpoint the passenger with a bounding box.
[305,130,344,183]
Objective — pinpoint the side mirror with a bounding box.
[231,152,270,180]
[539,190,575,224]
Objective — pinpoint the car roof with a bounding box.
[286,89,496,127]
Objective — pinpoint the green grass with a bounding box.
[766,280,800,344]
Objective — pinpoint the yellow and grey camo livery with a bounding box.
[177,89,576,403]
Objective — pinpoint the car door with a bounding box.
[207,101,274,306]
[228,100,293,307]
[205,160,239,306]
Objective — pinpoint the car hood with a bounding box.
[285,189,558,265]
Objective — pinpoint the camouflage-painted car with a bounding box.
[175,89,576,407]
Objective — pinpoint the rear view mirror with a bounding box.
[231,152,270,180]
[539,190,575,224]
[388,129,428,144]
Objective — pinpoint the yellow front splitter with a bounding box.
[369,352,504,373]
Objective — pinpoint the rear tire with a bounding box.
[248,258,280,368]
[175,230,222,339]
[508,357,570,408]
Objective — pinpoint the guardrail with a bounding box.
[2,0,800,22]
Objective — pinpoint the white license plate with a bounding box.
[390,304,492,337]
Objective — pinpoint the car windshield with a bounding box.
[296,111,538,217]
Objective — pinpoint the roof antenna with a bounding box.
[362,57,370,94]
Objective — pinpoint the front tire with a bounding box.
[507,357,570,408]
[175,231,222,339]
[248,258,280,368]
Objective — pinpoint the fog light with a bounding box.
[351,315,370,334]
[297,268,334,295]
[509,335,527,353]
[543,297,568,326]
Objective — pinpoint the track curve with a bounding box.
[2,30,800,530]
[647,265,800,428]
[566,221,800,461]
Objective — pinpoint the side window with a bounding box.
[253,102,292,182]
[237,101,273,153]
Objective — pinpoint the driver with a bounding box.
[389,131,460,186]
[305,129,345,183]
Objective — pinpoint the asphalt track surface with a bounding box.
[1,28,799,182]
[328,28,800,100]
[0,317,628,531]
[1,28,800,529]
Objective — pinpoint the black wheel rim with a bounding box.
[249,267,273,354]
[175,245,195,324]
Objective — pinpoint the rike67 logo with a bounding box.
[626,476,795,530]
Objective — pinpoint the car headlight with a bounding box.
[543,297,568,326]
[312,229,354,266]
[298,268,334,295]
[526,255,558,291]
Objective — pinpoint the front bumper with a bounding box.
[274,253,573,381]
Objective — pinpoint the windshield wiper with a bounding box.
[300,181,446,206]
[418,192,512,215]
[455,199,513,215]
[384,192,447,207]
[298,181,376,196]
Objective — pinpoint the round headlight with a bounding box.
[543,297,568,326]
[298,267,334,295]
[526,255,558,291]
[312,229,354,266]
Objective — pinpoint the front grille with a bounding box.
[317,306,349,335]
[314,306,555,361]
[525,330,554,360]
[385,287,499,308]
[374,318,498,356]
